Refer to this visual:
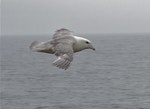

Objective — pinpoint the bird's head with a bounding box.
[74,36,95,52]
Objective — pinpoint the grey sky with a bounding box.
[1,0,150,35]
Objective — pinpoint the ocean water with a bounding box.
[1,34,150,109]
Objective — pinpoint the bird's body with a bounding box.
[30,28,95,70]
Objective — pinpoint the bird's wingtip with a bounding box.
[52,57,71,70]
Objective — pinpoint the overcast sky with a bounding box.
[1,0,150,35]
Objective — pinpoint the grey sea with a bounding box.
[1,34,150,109]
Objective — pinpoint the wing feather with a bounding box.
[52,43,73,70]
[50,28,75,70]
[53,55,72,70]
[53,28,74,39]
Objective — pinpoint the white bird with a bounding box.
[30,28,95,70]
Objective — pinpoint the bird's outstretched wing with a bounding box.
[52,43,74,70]
[53,28,74,39]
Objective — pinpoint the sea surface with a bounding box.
[1,34,150,109]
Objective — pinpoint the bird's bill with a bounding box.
[92,48,96,51]
[89,45,96,51]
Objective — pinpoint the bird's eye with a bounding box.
[85,41,89,44]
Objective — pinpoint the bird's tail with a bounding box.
[29,41,39,51]
[29,40,53,53]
